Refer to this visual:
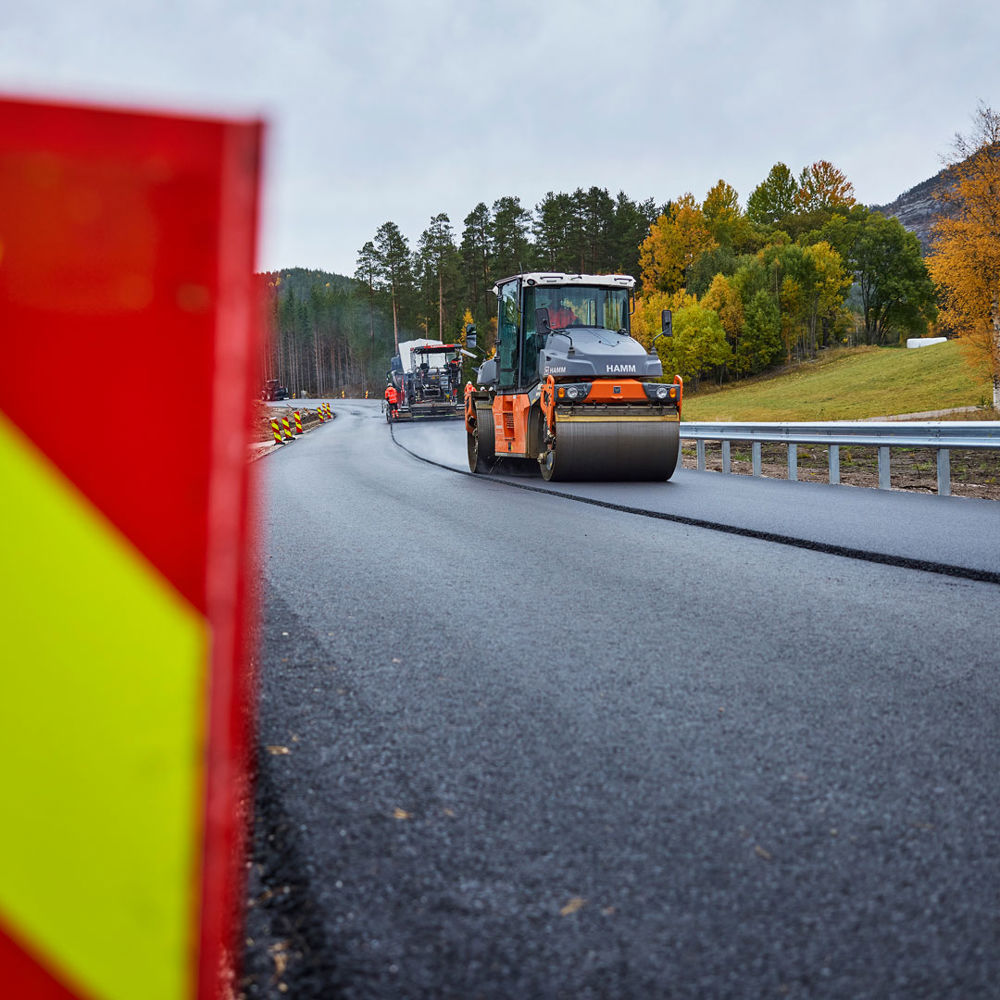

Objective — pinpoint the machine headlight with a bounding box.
[643,382,677,403]
[556,383,592,402]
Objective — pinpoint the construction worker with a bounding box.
[447,356,461,399]
[548,303,578,329]
[384,382,399,419]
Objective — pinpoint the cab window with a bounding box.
[497,280,520,391]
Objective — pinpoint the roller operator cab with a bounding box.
[464,273,682,481]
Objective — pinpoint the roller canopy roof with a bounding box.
[492,272,635,294]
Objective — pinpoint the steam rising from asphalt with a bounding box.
[388,416,468,472]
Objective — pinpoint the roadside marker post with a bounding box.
[281,416,294,441]
[0,96,264,1000]
[293,411,303,435]
[271,419,283,445]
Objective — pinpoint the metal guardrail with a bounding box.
[679,421,1000,496]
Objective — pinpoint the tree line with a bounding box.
[259,187,663,396]
[260,118,999,406]
[631,162,938,386]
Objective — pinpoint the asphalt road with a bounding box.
[242,400,1000,999]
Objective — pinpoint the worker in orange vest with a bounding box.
[384,383,399,419]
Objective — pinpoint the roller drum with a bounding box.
[541,417,679,482]
[467,402,495,473]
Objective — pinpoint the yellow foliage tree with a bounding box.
[639,194,716,295]
[702,179,753,250]
[927,104,1000,409]
[803,240,852,355]
[632,290,697,348]
[702,273,744,343]
[779,276,803,362]
[459,308,475,346]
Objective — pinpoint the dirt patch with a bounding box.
[682,441,1000,500]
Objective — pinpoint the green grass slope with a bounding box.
[682,342,993,421]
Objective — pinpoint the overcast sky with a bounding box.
[2,0,996,276]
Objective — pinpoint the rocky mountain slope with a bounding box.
[870,168,956,252]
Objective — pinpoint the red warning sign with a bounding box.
[0,95,264,999]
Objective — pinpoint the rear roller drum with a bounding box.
[467,403,495,474]
[539,419,679,482]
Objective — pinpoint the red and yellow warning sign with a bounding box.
[0,96,264,999]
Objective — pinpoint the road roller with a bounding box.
[464,272,682,481]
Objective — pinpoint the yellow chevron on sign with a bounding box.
[0,411,208,1000]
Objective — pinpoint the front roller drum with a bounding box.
[540,418,679,482]
[467,402,495,473]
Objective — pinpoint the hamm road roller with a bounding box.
[464,272,682,481]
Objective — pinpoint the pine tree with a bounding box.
[373,221,411,351]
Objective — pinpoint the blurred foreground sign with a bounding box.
[0,96,263,1000]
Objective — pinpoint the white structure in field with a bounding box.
[906,337,948,349]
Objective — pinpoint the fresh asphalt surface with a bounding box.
[243,399,999,999]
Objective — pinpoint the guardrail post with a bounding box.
[752,441,761,477]
[696,440,706,471]
[788,443,798,481]
[829,444,840,485]
[878,446,891,490]
[937,448,951,496]
[721,440,731,474]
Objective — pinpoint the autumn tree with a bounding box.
[639,194,716,295]
[927,103,1000,409]
[631,290,697,349]
[798,241,851,355]
[761,242,850,359]
[703,179,753,251]
[655,301,733,385]
[794,160,856,213]
[702,272,744,347]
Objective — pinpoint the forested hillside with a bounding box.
[261,156,963,398]
[258,268,390,398]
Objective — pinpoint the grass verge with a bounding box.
[682,342,994,422]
